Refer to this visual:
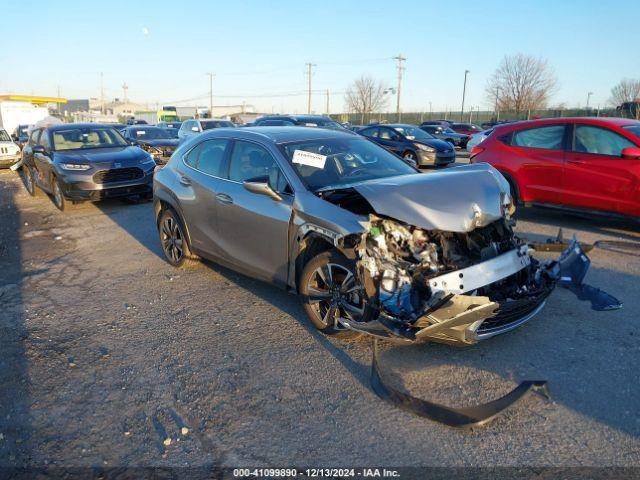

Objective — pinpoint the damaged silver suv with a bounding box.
[154,127,563,346]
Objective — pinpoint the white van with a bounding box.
[0,101,48,140]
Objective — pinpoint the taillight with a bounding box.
[470,146,484,161]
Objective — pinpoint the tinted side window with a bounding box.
[184,139,228,176]
[379,128,399,141]
[228,141,288,192]
[360,127,379,138]
[573,125,635,156]
[512,125,565,150]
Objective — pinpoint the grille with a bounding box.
[93,167,144,184]
[477,290,551,335]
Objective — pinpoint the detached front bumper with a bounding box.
[0,153,21,168]
[341,243,576,346]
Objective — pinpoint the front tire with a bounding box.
[23,166,37,196]
[158,208,199,267]
[299,250,372,337]
[403,151,417,161]
[51,176,68,211]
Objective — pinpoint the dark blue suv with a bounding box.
[358,124,455,167]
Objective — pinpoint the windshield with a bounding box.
[623,125,640,139]
[0,130,10,142]
[279,137,416,191]
[392,125,434,140]
[52,127,127,151]
[443,128,457,134]
[202,121,235,130]
[132,128,172,140]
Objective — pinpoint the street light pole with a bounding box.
[460,69,469,122]
[586,91,593,109]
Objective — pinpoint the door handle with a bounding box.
[216,193,233,205]
[567,159,585,165]
[179,175,192,186]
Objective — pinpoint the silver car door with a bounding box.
[214,140,293,285]
[174,138,230,257]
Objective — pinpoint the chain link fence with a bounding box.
[333,108,623,126]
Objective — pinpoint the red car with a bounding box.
[450,123,483,135]
[470,117,640,219]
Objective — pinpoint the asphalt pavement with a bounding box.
[0,164,639,475]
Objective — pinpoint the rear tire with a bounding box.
[158,208,200,267]
[299,250,372,337]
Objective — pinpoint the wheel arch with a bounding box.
[496,169,522,205]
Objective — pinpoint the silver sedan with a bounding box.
[153,127,564,346]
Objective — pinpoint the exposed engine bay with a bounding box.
[317,179,561,345]
[350,214,557,345]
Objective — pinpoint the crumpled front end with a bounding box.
[345,215,559,346]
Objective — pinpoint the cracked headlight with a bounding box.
[59,163,91,171]
[415,143,435,153]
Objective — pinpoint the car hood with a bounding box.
[54,146,149,167]
[413,139,454,152]
[352,163,510,233]
[138,139,180,147]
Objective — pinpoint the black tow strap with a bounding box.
[370,340,550,429]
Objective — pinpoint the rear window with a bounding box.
[512,125,565,150]
[201,121,235,130]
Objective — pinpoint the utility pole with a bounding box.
[57,85,61,98]
[325,89,330,116]
[305,63,316,114]
[122,82,128,103]
[586,91,593,109]
[494,86,500,121]
[100,72,105,114]
[393,54,406,122]
[429,101,432,119]
[460,69,469,122]
[206,73,214,118]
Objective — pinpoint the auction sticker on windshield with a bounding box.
[292,150,326,169]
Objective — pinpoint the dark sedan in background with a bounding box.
[358,123,455,166]
[21,123,156,210]
[450,123,483,135]
[420,124,470,148]
[157,121,182,138]
[122,125,180,163]
[253,115,345,130]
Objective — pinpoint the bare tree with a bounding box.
[486,54,558,115]
[609,78,640,107]
[345,76,388,124]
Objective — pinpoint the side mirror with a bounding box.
[191,127,200,132]
[11,134,18,141]
[32,145,46,154]
[621,147,640,159]
[242,176,282,201]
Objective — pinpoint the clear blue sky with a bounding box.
[1,0,639,114]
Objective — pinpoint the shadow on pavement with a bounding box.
[0,171,32,469]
